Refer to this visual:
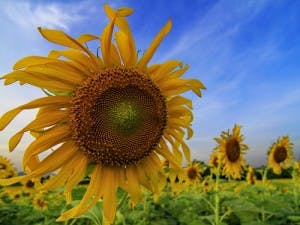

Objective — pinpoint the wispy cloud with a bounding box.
[1,1,95,31]
[158,1,270,61]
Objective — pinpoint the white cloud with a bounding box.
[1,1,93,31]
[158,0,270,61]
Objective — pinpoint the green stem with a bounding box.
[292,169,299,210]
[117,191,129,211]
[261,168,268,223]
[214,157,221,225]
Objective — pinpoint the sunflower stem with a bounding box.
[117,191,129,210]
[260,168,268,223]
[214,155,221,225]
[292,169,299,210]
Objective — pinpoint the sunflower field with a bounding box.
[0,157,300,225]
[0,3,299,225]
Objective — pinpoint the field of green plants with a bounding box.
[1,166,299,225]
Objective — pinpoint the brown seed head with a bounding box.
[274,146,287,163]
[69,66,167,167]
[225,138,241,162]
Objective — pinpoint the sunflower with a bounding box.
[184,162,202,185]
[246,166,256,185]
[214,124,248,179]
[0,155,17,179]
[208,151,220,175]
[267,136,293,175]
[33,193,48,210]
[0,4,205,224]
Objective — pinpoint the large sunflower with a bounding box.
[0,155,17,179]
[214,124,248,179]
[267,136,293,175]
[0,4,205,224]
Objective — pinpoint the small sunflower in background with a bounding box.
[21,178,42,196]
[184,162,203,186]
[214,124,248,179]
[268,136,294,175]
[0,4,205,224]
[32,193,48,211]
[246,166,256,185]
[0,155,17,179]
[208,151,219,175]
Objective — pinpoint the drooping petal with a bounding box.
[0,96,70,131]
[9,110,68,151]
[138,19,172,71]
[102,166,118,224]
[38,27,104,69]
[56,164,103,221]
[22,125,71,167]
[64,156,89,203]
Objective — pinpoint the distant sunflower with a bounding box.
[214,124,248,179]
[33,194,48,210]
[246,166,256,185]
[0,156,17,179]
[268,136,293,175]
[0,4,205,224]
[208,151,219,175]
[184,162,202,185]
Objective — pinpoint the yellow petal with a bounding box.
[101,19,116,66]
[9,110,67,151]
[25,64,85,84]
[125,166,142,203]
[23,125,71,167]
[0,96,70,131]
[102,166,118,224]
[40,151,84,191]
[151,60,182,81]
[0,108,21,131]
[24,155,40,173]
[56,164,102,221]
[77,33,99,44]
[38,27,103,70]
[167,96,192,109]
[64,156,88,203]
[3,70,76,91]
[138,19,172,71]
[156,139,180,168]
[14,56,63,70]
[115,31,136,66]
[0,176,25,186]
[26,142,78,179]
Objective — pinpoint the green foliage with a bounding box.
[0,178,299,225]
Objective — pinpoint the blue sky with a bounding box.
[0,0,299,169]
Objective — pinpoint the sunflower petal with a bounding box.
[138,19,172,71]
[38,27,104,69]
[102,166,118,224]
[23,125,71,167]
[9,110,67,151]
[0,96,70,131]
[64,156,88,203]
[125,166,142,203]
[77,33,99,44]
[13,56,63,70]
[56,164,102,221]
[26,142,78,179]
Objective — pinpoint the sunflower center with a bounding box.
[187,167,198,180]
[25,180,35,188]
[225,138,241,162]
[0,163,6,170]
[274,146,287,163]
[37,199,46,208]
[69,67,167,167]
